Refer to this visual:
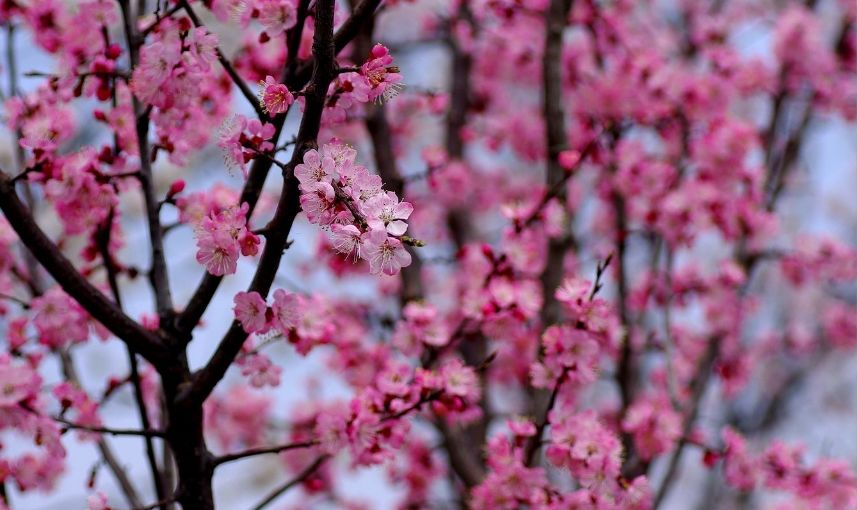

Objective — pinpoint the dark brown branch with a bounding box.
[32,409,165,438]
[652,339,719,509]
[0,171,167,366]
[524,368,567,466]
[58,350,144,509]
[435,419,485,488]
[764,98,812,211]
[184,0,339,405]
[140,3,183,37]
[613,187,632,409]
[516,133,600,233]
[118,0,175,324]
[288,0,384,98]
[213,440,319,466]
[133,496,179,510]
[176,0,376,336]
[95,211,168,508]
[539,0,574,325]
[0,291,28,308]
[179,0,268,120]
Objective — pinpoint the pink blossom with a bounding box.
[329,223,364,259]
[294,149,335,189]
[271,289,299,334]
[299,181,337,224]
[30,288,90,348]
[546,409,623,488]
[195,229,239,276]
[530,325,600,389]
[86,492,109,510]
[376,363,412,397]
[258,75,294,115]
[185,27,219,72]
[258,0,298,36]
[362,228,412,276]
[360,44,403,102]
[0,358,41,407]
[204,386,271,451]
[239,353,282,388]
[233,291,269,333]
[363,192,413,236]
[194,203,255,275]
[622,393,682,460]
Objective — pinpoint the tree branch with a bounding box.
[58,349,145,509]
[0,171,167,366]
[183,0,339,405]
[248,455,329,510]
[175,0,377,336]
[213,440,319,466]
[178,0,268,120]
[652,338,719,509]
[95,208,169,509]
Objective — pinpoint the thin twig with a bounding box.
[20,404,165,438]
[213,440,319,466]
[179,0,268,120]
[248,455,329,510]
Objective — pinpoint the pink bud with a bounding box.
[703,450,720,468]
[169,180,186,196]
[105,43,122,60]
[558,150,581,171]
[371,43,388,58]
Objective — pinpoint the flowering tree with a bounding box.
[0,0,855,508]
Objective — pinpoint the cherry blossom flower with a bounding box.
[362,229,412,276]
[196,229,240,276]
[271,289,299,333]
[360,44,403,102]
[258,0,298,36]
[258,75,294,115]
[363,191,413,236]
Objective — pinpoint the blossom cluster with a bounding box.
[217,115,277,175]
[130,19,231,165]
[233,289,299,335]
[322,44,404,123]
[0,0,854,508]
[715,427,857,508]
[313,357,480,465]
[470,417,651,509]
[0,356,65,492]
[295,142,414,275]
[194,203,261,276]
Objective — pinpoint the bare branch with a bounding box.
[248,455,329,510]
[0,171,167,366]
[213,440,319,467]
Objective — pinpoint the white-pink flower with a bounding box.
[259,75,294,115]
[233,291,269,334]
[295,149,335,189]
[363,191,413,236]
[196,229,239,276]
[258,0,298,36]
[362,228,412,276]
[271,289,299,333]
[330,223,364,258]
